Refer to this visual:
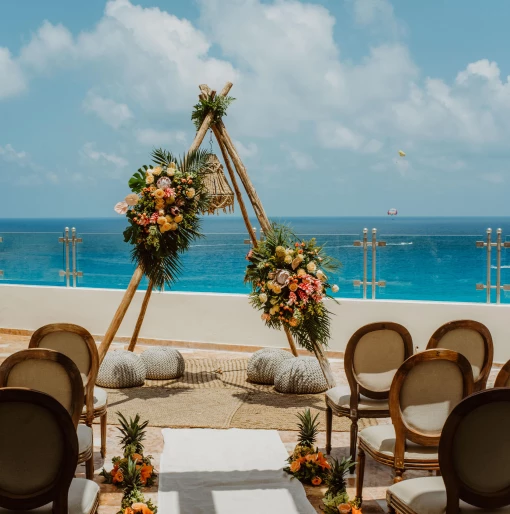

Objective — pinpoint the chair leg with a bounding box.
[435,469,441,477]
[86,455,94,480]
[393,468,404,483]
[326,405,333,455]
[100,411,107,459]
[355,446,365,503]
[349,416,358,463]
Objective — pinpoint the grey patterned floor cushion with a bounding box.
[96,350,147,388]
[141,347,185,380]
[247,348,294,385]
[274,356,328,394]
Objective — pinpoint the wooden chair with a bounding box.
[494,359,510,388]
[356,349,474,502]
[325,322,413,461]
[387,388,510,514]
[0,348,95,480]
[30,323,108,458]
[0,387,99,514]
[426,320,493,391]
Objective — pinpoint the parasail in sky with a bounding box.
[388,208,398,216]
[398,150,406,157]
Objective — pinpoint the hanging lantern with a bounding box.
[201,153,235,214]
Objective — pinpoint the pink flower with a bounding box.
[114,201,128,214]
[288,292,298,305]
[164,188,176,198]
[298,290,308,304]
[170,206,180,216]
[149,212,159,224]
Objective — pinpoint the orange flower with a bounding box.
[306,453,317,462]
[131,453,143,464]
[110,464,119,476]
[131,504,153,514]
[124,508,134,514]
[289,460,301,473]
[311,476,322,486]
[317,453,331,470]
[352,508,362,514]
[140,464,153,485]
[112,469,124,484]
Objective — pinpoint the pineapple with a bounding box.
[117,411,148,455]
[292,409,320,459]
[122,456,142,494]
[325,457,355,497]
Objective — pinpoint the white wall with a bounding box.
[1,284,510,362]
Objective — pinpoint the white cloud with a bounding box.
[83,91,134,129]
[234,140,258,158]
[285,148,316,170]
[481,172,504,184]
[317,122,365,150]
[0,49,26,99]
[81,142,128,168]
[0,144,30,165]
[363,139,383,154]
[135,128,187,146]
[351,0,404,38]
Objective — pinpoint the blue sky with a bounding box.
[1,0,510,218]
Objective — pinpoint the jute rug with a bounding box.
[102,358,378,432]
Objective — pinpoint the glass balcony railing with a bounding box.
[1,226,509,304]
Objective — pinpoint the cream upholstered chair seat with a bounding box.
[0,478,99,514]
[81,386,107,412]
[387,476,510,514]
[326,385,389,411]
[77,425,93,458]
[359,425,438,461]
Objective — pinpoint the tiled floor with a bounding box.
[0,333,502,514]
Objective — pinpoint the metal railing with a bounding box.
[352,228,386,299]
[476,228,510,303]
[59,227,83,288]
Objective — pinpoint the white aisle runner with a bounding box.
[158,428,316,514]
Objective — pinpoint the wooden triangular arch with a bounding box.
[97,82,336,388]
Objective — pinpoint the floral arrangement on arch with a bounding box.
[99,412,157,514]
[115,148,210,288]
[245,223,340,352]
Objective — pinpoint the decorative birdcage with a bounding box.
[202,153,235,214]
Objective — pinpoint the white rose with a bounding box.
[146,174,154,184]
[284,255,292,264]
[331,285,339,293]
[259,293,268,304]
[307,261,317,272]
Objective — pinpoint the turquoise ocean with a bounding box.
[1,217,510,304]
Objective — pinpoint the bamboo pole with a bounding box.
[98,266,144,362]
[212,126,257,246]
[97,83,234,364]
[215,120,271,234]
[214,119,332,379]
[127,280,154,352]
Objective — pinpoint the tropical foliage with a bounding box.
[115,149,210,288]
[245,223,340,352]
[191,94,236,130]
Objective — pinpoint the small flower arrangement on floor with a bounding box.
[285,409,331,485]
[285,409,362,513]
[100,412,157,488]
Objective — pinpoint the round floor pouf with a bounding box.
[141,347,185,380]
[274,356,328,394]
[96,350,147,388]
[247,348,294,385]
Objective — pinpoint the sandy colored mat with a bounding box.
[101,358,378,432]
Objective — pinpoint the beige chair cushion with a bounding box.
[82,387,107,414]
[353,330,405,391]
[326,385,389,412]
[435,329,485,380]
[0,478,99,514]
[78,424,93,456]
[40,332,92,378]
[6,360,74,414]
[387,476,510,514]
[400,360,464,436]
[359,424,438,461]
